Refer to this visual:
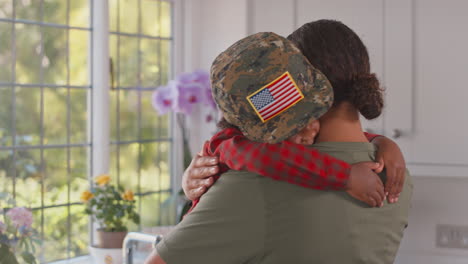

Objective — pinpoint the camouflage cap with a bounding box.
[210,32,334,143]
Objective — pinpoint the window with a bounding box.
[0,0,174,262]
[108,0,173,229]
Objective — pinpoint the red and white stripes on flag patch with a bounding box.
[247,72,304,122]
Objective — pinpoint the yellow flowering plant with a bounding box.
[81,175,140,232]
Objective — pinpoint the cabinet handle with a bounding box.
[392,129,402,139]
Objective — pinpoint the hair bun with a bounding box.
[348,73,384,120]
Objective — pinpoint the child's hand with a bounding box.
[346,162,385,207]
[182,149,218,200]
[287,119,320,145]
[372,136,406,204]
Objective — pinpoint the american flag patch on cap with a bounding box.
[247,72,304,122]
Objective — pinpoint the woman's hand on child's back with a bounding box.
[347,162,385,207]
[182,152,218,200]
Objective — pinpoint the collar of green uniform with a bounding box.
[312,141,376,153]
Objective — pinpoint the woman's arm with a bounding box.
[145,251,166,264]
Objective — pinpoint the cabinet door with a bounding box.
[386,0,468,176]
[296,0,385,134]
[383,0,413,163]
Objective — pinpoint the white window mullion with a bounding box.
[91,0,110,177]
[171,0,186,195]
[91,0,110,245]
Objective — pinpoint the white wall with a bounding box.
[395,177,468,263]
[183,0,250,153]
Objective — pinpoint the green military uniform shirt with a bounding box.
[157,142,413,264]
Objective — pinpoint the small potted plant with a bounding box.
[0,194,41,264]
[82,174,140,263]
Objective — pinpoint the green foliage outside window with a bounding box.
[0,0,173,262]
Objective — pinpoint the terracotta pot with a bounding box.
[96,229,127,249]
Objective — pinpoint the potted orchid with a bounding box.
[0,193,40,264]
[152,69,217,168]
[152,70,218,221]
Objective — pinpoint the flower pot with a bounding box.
[96,229,128,249]
[89,246,122,264]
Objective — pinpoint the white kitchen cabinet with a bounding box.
[247,0,468,176]
[294,0,385,136]
[385,0,468,176]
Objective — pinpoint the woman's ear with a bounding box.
[307,120,320,139]
[301,120,320,144]
[286,119,320,145]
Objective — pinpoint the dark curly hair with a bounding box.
[287,20,384,119]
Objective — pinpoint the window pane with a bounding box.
[140,142,159,192]
[70,89,88,144]
[43,207,69,262]
[118,0,138,33]
[140,192,172,227]
[44,88,67,145]
[141,0,159,36]
[141,91,169,140]
[110,89,118,141]
[140,141,170,192]
[32,209,43,253]
[69,30,90,86]
[0,150,14,195]
[160,40,171,85]
[157,141,171,190]
[0,87,13,146]
[70,205,89,257]
[118,36,138,87]
[43,27,67,85]
[109,0,118,32]
[116,143,139,189]
[70,147,88,202]
[110,144,118,177]
[70,0,90,28]
[140,194,161,227]
[160,1,172,38]
[119,90,139,141]
[43,0,67,25]
[15,87,41,145]
[0,1,12,18]
[44,148,68,206]
[15,23,42,84]
[0,22,12,82]
[14,149,42,208]
[140,38,160,87]
[109,35,118,92]
[15,0,41,22]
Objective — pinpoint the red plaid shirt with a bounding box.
[190,128,380,210]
